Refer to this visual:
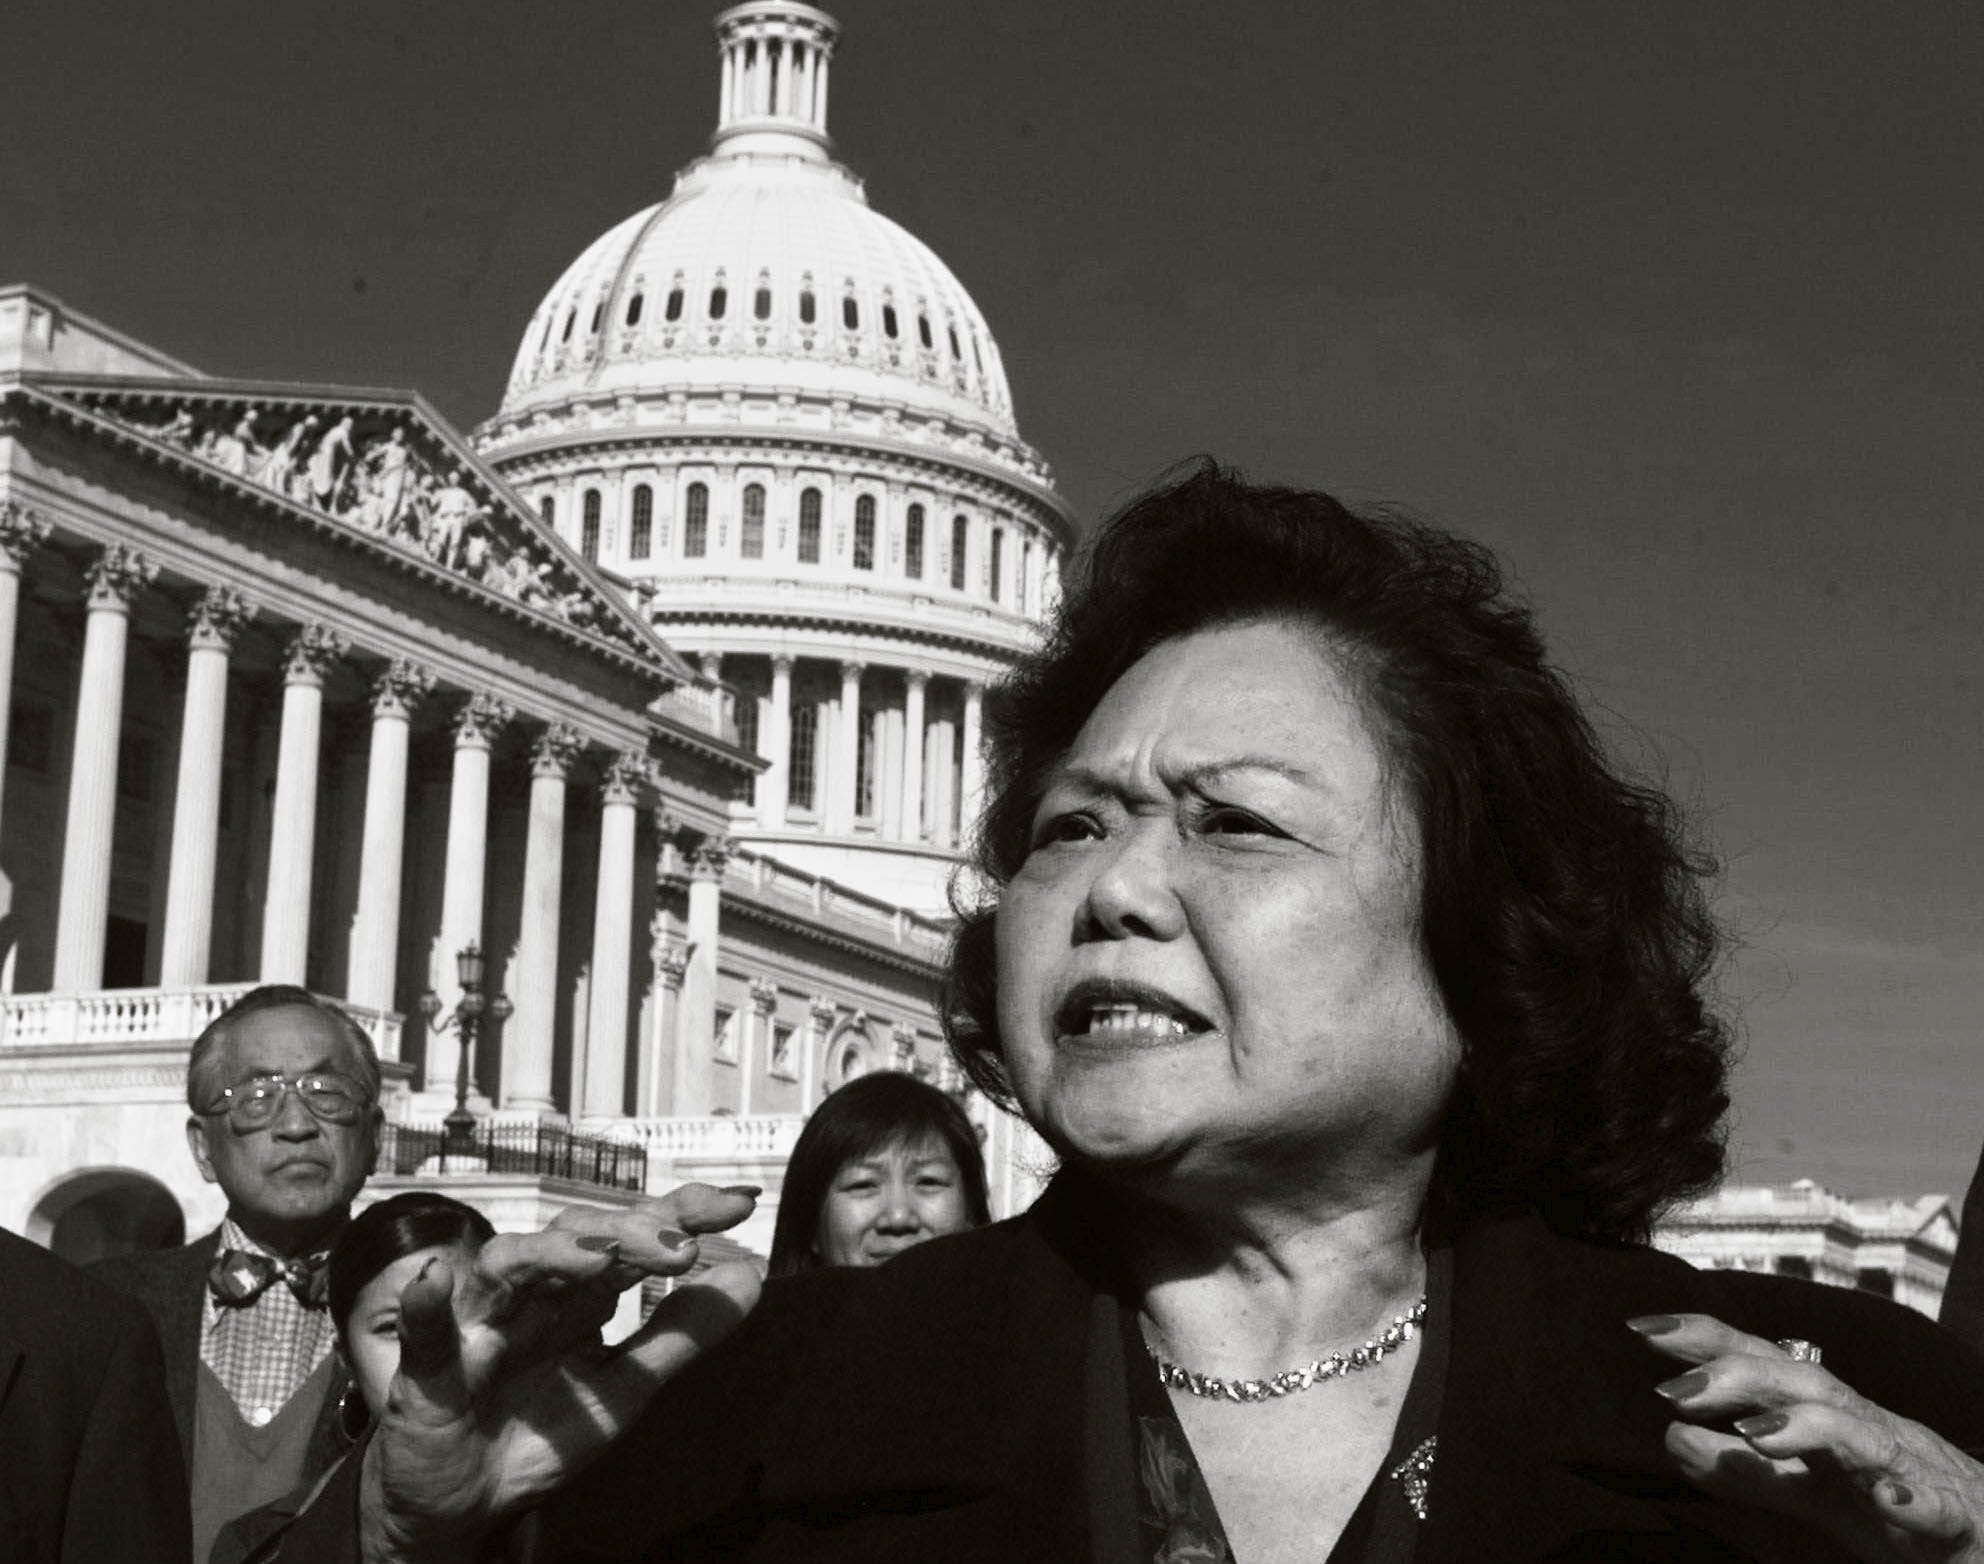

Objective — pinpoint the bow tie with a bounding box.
[208,1248,331,1309]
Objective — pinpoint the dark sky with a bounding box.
[8,1,1980,1196]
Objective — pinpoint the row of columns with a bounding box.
[0,517,700,1120]
[704,652,985,843]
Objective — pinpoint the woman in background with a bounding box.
[766,1070,990,1277]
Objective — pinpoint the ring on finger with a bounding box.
[1775,1338,1823,1366]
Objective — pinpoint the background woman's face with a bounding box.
[814,1132,973,1267]
[994,620,1461,1203]
[344,1242,460,1415]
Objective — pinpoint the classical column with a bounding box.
[759,653,792,830]
[698,651,727,736]
[578,752,644,1120]
[645,913,690,1117]
[504,724,582,1113]
[425,692,513,1097]
[52,546,157,990]
[741,977,777,1116]
[158,586,256,985]
[259,625,348,983]
[830,659,863,832]
[802,995,834,1108]
[672,834,731,1115]
[960,680,986,842]
[0,503,52,840]
[345,659,435,1008]
[900,669,928,843]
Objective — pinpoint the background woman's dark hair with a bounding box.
[328,1191,496,1341]
[767,1070,992,1277]
[945,458,1731,1244]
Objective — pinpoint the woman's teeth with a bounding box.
[1084,1003,1192,1037]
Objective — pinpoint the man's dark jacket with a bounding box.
[89,1227,351,1482]
[281,1180,1984,1562]
[0,1225,191,1564]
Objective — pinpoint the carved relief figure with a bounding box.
[307,415,356,511]
[254,413,315,493]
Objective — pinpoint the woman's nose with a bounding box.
[1079,825,1185,943]
[876,1188,922,1231]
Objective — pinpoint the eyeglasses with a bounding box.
[204,1071,372,1131]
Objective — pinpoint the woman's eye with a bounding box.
[372,1315,400,1338]
[1200,806,1276,837]
[1030,811,1100,848]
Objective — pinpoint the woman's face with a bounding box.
[814,1132,974,1267]
[995,620,1461,1203]
[343,1243,461,1416]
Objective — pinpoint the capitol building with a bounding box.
[0,1,1073,1266]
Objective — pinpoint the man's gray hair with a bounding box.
[186,984,383,1112]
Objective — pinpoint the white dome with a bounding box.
[499,5,1018,440]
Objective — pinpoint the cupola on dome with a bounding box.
[499,1,1019,439]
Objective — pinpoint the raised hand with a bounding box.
[1632,1311,1984,1562]
[360,1184,763,1564]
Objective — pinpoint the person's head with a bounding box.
[767,1071,991,1277]
[949,460,1730,1243]
[329,1192,496,1421]
[185,985,384,1254]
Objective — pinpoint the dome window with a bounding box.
[741,483,766,559]
[853,495,877,570]
[799,288,816,325]
[626,293,645,327]
[842,295,859,331]
[589,301,604,335]
[798,487,823,563]
[581,489,602,562]
[754,286,772,321]
[905,503,926,580]
[684,481,710,558]
[972,335,985,375]
[562,307,577,343]
[629,484,653,560]
[882,305,899,340]
[988,528,1004,603]
[950,514,969,591]
[917,314,933,350]
[709,286,728,320]
[948,325,961,360]
[665,287,684,323]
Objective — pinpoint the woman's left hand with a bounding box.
[1633,1312,1984,1562]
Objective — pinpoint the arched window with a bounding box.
[1020,537,1034,613]
[741,483,766,558]
[581,489,602,562]
[626,292,645,326]
[852,495,876,570]
[799,288,816,324]
[561,307,576,342]
[665,287,684,322]
[754,286,772,321]
[798,487,822,563]
[882,304,899,340]
[589,301,604,334]
[629,484,653,560]
[683,482,709,558]
[950,514,969,591]
[904,503,925,580]
[788,703,818,811]
[709,285,728,320]
[988,528,1004,602]
[539,495,555,527]
[917,313,933,349]
[948,324,961,360]
[842,295,859,331]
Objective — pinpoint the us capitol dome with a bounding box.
[476,1,1076,912]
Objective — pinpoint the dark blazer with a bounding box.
[0,1226,191,1564]
[281,1180,1984,1562]
[89,1227,351,1483]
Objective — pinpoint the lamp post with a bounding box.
[418,942,513,1159]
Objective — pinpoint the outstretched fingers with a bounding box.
[391,1252,473,1422]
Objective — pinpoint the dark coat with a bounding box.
[88,1227,351,1485]
[280,1181,1984,1562]
[1940,1144,1984,1355]
[0,1226,191,1564]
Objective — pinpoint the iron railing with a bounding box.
[378,1122,647,1192]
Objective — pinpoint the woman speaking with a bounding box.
[287,462,1984,1563]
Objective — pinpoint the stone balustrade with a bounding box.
[0,983,404,1061]
[606,1113,805,1160]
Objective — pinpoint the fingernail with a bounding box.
[415,1256,439,1283]
[1626,1314,1683,1336]
[575,1235,621,1255]
[721,1184,762,1198]
[1655,1369,1710,1402]
[1733,1412,1788,1439]
[1886,1480,1913,1507]
[657,1227,694,1249]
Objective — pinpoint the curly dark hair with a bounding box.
[944,459,1730,1243]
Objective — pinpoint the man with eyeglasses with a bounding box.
[90,983,384,1564]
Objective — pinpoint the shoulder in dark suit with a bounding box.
[0,1225,192,1564]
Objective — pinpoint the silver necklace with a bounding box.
[1145,1296,1428,1403]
